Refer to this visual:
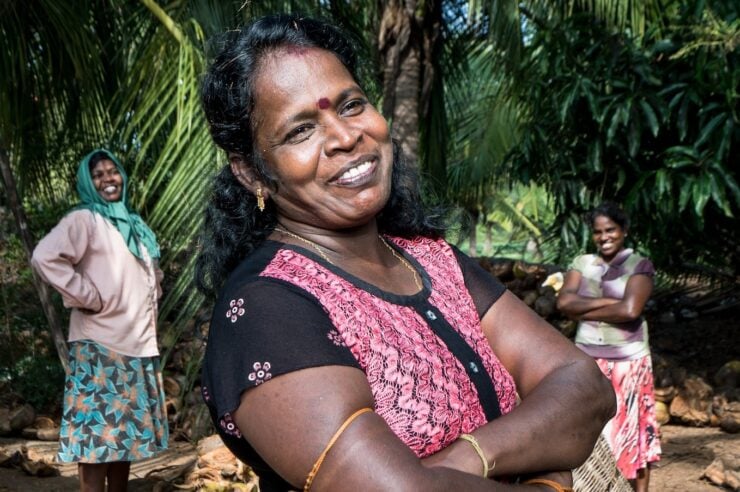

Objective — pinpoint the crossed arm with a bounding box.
[557,271,653,324]
[231,291,615,491]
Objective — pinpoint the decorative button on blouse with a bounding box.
[425,310,437,320]
[469,362,479,373]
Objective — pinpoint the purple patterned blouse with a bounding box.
[569,248,655,361]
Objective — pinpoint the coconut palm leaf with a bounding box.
[0,0,110,201]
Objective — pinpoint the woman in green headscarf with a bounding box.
[32,149,169,492]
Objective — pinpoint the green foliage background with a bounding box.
[506,6,739,274]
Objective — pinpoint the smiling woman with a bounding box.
[557,202,662,492]
[30,149,169,492]
[195,14,616,492]
[231,45,394,235]
[90,157,123,202]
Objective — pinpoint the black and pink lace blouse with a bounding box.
[201,236,517,489]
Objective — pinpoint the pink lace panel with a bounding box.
[262,237,517,457]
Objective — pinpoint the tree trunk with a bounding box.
[377,0,447,194]
[0,146,69,373]
[418,0,447,195]
[378,0,422,166]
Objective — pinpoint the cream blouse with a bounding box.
[31,209,162,357]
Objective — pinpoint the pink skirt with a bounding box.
[596,355,662,479]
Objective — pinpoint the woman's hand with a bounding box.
[30,212,103,312]
[421,291,615,478]
[556,271,619,318]
[469,291,615,476]
[557,268,653,324]
[575,273,653,323]
[231,365,565,491]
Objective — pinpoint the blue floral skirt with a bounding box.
[57,340,169,463]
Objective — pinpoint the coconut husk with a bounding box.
[175,435,259,491]
[33,416,56,429]
[1,446,61,478]
[9,404,35,432]
[715,361,740,390]
[702,455,740,490]
[655,401,670,425]
[654,386,677,403]
[534,295,557,318]
[36,427,60,441]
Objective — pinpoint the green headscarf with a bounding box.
[75,148,160,260]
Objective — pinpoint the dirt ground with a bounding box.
[652,425,738,491]
[1,310,736,491]
[0,439,196,491]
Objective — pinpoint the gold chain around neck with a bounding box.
[379,236,422,291]
[273,226,332,264]
[273,226,422,291]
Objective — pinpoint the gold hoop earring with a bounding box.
[256,186,265,212]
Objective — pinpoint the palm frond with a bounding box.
[0,0,109,202]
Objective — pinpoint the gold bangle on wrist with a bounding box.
[457,433,490,478]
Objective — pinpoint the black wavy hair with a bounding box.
[586,201,630,231]
[195,14,447,298]
[87,150,114,172]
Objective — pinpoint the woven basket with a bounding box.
[572,434,632,491]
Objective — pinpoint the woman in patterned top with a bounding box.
[557,202,661,492]
[195,13,615,492]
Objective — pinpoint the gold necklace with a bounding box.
[273,226,422,291]
[273,226,332,264]
[379,236,422,291]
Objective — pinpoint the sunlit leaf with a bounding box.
[679,180,691,212]
[692,175,711,217]
[639,99,660,137]
[696,113,727,148]
[655,169,669,196]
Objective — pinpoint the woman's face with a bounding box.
[591,214,626,261]
[91,159,123,202]
[250,47,393,230]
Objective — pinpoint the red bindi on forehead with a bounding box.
[317,97,331,110]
